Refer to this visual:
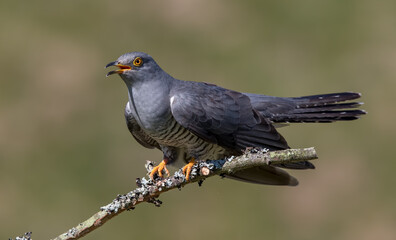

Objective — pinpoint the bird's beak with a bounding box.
[105,61,132,77]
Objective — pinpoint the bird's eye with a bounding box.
[133,57,143,67]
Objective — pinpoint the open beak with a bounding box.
[105,61,132,77]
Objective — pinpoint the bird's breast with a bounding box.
[127,82,172,132]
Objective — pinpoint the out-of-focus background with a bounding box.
[1,0,395,239]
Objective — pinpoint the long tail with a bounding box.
[246,92,366,123]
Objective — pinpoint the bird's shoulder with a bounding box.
[169,80,251,109]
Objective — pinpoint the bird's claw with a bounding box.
[149,159,170,180]
[182,158,196,181]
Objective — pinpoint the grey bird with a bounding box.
[106,52,365,186]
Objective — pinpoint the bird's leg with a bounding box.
[149,158,170,180]
[182,158,196,181]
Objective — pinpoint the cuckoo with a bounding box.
[106,52,365,186]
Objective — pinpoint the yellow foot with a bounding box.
[149,159,170,180]
[182,158,196,181]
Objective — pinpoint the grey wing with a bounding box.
[169,81,289,152]
[125,102,160,150]
[170,82,307,185]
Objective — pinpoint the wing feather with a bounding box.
[169,81,289,152]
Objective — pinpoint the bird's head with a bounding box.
[105,52,162,84]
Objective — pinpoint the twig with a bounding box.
[48,147,317,240]
[9,232,32,240]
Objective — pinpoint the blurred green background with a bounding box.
[1,0,395,239]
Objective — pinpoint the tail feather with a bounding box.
[271,110,365,123]
[225,165,299,186]
[292,102,362,113]
[246,92,366,123]
[292,92,361,106]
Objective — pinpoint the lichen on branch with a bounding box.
[49,147,317,240]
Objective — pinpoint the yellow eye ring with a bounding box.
[133,57,143,67]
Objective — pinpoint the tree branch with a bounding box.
[48,147,317,240]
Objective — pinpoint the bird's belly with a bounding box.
[150,119,227,162]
